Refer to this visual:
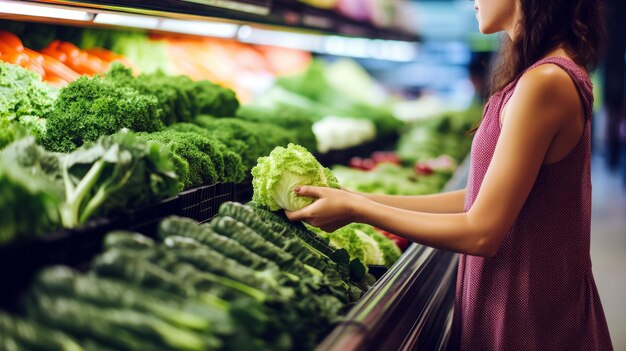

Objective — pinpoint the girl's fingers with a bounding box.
[294,185,325,198]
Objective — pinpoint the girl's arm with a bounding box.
[359,189,467,214]
[287,64,582,257]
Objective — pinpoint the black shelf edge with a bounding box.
[315,131,399,167]
[25,0,420,41]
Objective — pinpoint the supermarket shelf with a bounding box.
[0,0,420,42]
[0,182,236,311]
[315,132,399,167]
[316,156,469,351]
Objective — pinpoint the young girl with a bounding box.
[286,0,614,349]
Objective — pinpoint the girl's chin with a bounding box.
[478,23,498,35]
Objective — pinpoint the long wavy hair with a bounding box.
[470,0,605,132]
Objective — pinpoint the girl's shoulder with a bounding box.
[502,60,584,128]
[516,59,584,108]
[520,62,575,93]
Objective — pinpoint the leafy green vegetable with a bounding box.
[397,105,480,164]
[218,202,335,272]
[1,137,62,180]
[17,115,47,142]
[313,226,365,266]
[312,223,401,268]
[0,117,28,150]
[194,116,295,172]
[0,312,82,351]
[252,143,340,211]
[26,294,219,351]
[236,104,317,153]
[104,63,196,125]
[137,130,212,188]
[138,129,244,187]
[159,216,276,270]
[93,249,194,297]
[351,224,401,268]
[33,266,230,334]
[109,31,172,74]
[43,75,165,152]
[59,131,179,228]
[103,230,156,251]
[353,229,385,266]
[275,60,329,102]
[333,163,450,195]
[210,216,294,268]
[0,61,57,120]
[191,80,239,117]
[165,125,246,183]
[0,140,61,244]
[274,59,401,135]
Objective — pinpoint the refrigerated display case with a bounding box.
[0,1,468,349]
[318,158,468,351]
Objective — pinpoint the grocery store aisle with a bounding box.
[590,154,626,351]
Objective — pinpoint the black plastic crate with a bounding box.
[235,180,253,203]
[176,183,235,222]
[0,182,239,311]
[124,195,181,237]
[0,217,117,311]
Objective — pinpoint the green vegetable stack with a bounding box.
[0,131,182,244]
[2,202,373,351]
[42,63,240,153]
[236,104,317,153]
[43,75,165,152]
[58,131,180,228]
[193,116,296,172]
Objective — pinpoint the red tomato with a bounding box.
[349,157,364,170]
[414,163,434,175]
[371,151,401,165]
[361,158,376,171]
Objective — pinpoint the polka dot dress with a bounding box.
[448,57,614,351]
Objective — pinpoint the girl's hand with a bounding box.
[284,186,367,232]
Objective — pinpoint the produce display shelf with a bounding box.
[0,0,420,42]
[316,156,470,351]
[0,181,236,311]
[0,142,468,351]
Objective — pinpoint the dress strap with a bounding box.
[523,57,594,120]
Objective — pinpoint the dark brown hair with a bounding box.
[491,0,605,94]
[469,0,605,133]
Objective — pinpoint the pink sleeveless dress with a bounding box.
[449,57,613,350]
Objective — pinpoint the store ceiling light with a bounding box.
[94,13,160,30]
[238,26,325,52]
[0,1,91,21]
[160,19,239,38]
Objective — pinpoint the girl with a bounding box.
[286,0,614,349]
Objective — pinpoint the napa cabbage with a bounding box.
[251,143,339,211]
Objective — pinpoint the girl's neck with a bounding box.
[540,45,574,61]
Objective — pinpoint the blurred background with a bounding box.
[1,0,624,349]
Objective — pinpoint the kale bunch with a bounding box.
[43,76,165,152]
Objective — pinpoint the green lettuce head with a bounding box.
[252,143,340,211]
